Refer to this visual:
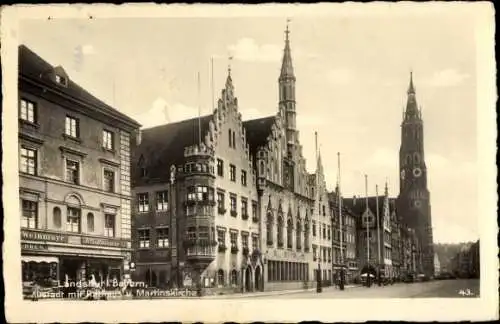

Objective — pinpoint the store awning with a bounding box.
[21,255,59,263]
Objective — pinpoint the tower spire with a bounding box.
[280,18,295,80]
[404,71,419,120]
[408,70,415,95]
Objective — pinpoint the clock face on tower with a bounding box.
[414,200,422,208]
[413,167,422,178]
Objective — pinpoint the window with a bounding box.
[102,130,114,150]
[156,191,168,211]
[242,232,249,250]
[241,198,248,219]
[156,228,169,248]
[65,160,80,184]
[230,194,237,216]
[252,201,258,222]
[139,229,150,248]
[231,270,238,286]
[21,200,37,229]
[187,186,215,202]
[103,169,115,192]
[217,192,225,213]
[322,205,326,216]
[232,131,236,149]
[296,220,302,250]
[327,226,331,240]
[217,159,224,177]
[20,98,36,123]
[312,221,317,237]
[66,207,81,233]
[20,147,37,175]
[198,226,209,241]
[217,228,226,248]
[228,129,232,148]
[230,231,238,252]
[313,245,317,261]
[217,269,225,286]
[53,207,61,228]
[322,224,326,239]
[304,218,310,250]
[87,213,94,232]
[65,116,79,138]
[138,193,149,212]
[229,164,236,182]
[277,216,284,247]
[287,218,293,249]
[266,212,274,245]
[186,227,197,240]
[252,234,258,251]
[241,170,247,186]
[104,214,115,237]
[55,74,67,85]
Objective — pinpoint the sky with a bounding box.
[18,9,480,244]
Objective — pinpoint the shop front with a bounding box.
[21,228,130,299]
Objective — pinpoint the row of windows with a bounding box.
[137,191,169,212]
[217,228,259,251]
[266,216,309,250]
[19,146,117,192]
[21,199,116,236]
[137,228,169,248]
[20,98,116,151]
[216,191,257,219]
[312,245,334,263]
[216,159,247,186]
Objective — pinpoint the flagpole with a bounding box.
[211,57,215,111]
[338,152,345,290]
[315,132,322,293]
[365,174,371,287]
[197,71,201,146]
[376,184,381,286]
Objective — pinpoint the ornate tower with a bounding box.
[279,21,297,192]
[397,72,435,277]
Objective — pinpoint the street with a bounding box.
[249,279,479,299]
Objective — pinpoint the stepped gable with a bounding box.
[19,44,140,128]
[133,115,213,183]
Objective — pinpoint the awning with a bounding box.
[21,255,59,263]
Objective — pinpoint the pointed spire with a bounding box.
[280,18,295,79]
[384,178,389,197]
[404,71,419,120]
[407,71,415,95]
[225,55,233,89]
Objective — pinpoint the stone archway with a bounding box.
[245,266,252,292]
[255,265,263,292]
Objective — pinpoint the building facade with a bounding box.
[19,45,141,291]
[397,73,435,277]
[131,25,324,293]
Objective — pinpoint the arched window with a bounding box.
[413,152,420,164]
[304,217,310,250]
[53,207,61,229]
[406,154,412,166]
[277,215,284,247]
[87,213,94,232]
[296,219,302,250]
[231,269,238,286]
[266,211,273,245]
[259,160,265,176]
[287,217,293,249]
[217,269,225,286]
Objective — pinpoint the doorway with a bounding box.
[255,266,262,291]
[245,266,252,292]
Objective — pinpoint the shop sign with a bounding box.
[21,229,68,243]
[81,236,128,248]
[21,242,48,251]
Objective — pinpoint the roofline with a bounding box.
[242,115,275,124]
[20,73,142,130]
[141,114,213,132]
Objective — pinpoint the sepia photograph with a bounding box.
[1,2,497,323]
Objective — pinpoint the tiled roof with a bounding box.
[132,115,213,184]
[242,116,275,159]
[328,192,358,217]
[18,44,141,128]
[343,196,389,220]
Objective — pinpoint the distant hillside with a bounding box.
[433,242,474,272]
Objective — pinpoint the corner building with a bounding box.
[18,45,141,289]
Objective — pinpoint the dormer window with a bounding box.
[55,74,68,86]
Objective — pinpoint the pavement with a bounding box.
[245,279,480,299]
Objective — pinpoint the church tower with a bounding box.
[279,21,297,192]
[397,72,435,277]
